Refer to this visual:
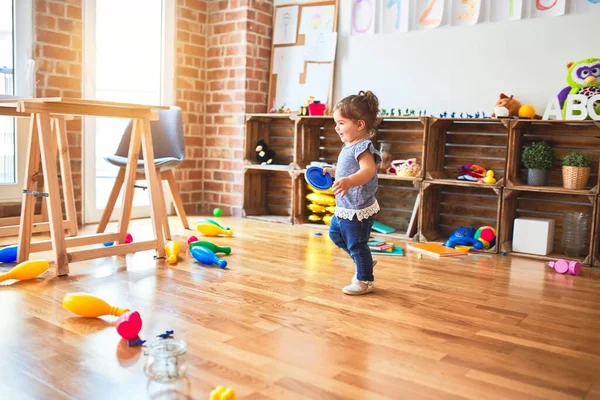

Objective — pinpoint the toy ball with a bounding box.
[187,235,198,245]
[213,208,222,217]
[474,226,496,249]
[116,310,143,340]
[518,104,536,119]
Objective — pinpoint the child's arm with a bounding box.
[322,166,336,178]
[332,152,376,197]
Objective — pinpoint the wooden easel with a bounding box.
[0,98,169,276]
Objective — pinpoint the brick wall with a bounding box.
[0,0,274,222]
[202,0,272,216]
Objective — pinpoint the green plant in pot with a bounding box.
[562,151,593,190]
[522,141,555,186]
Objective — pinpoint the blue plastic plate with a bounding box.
[305,166,333,190]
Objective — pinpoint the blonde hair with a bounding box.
[334,90,380,138]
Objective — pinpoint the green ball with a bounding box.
[213,208,222,217]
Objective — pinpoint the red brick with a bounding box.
[42,45,78,62]
[48,2,65,17]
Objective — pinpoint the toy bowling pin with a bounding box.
[196,222,233,237]
[191,246,227,268]
[116,310,143,340]
[165,241,181,265]
[63,292,130,317]
[199,218,231,231]
[0,245,17,263]
[189,241,231,255]
[548,259,582,275]
[0,260,50,283]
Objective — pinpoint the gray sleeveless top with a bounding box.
[334,139,381,221]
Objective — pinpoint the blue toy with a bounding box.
[0,245,17,263]
[191,246,227,268]
[127,339,146,347]
[444,227,484,250]
[157,330,174,339]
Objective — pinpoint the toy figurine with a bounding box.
[157,330,174,339]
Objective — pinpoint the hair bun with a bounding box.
[358,90,379,116]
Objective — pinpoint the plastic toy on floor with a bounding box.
[0,259,49,283]
[165,241,180,264]
[191,246,227,268]
[189,240,231,255]
[210,386,236,400]
[548,259,582,275]
[63,292,129,317]
[444,226,496,250]
[116,311,143,340]
[197,222,233,237]
[0,244,17,263]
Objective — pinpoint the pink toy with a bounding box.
[125,233,133,244]
[116,311,143,340]
[548,259,582,275]
[187,236,198,245]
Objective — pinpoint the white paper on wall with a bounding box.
[381,0,410,34]
[451,0,482,26]
[273,6,299,45]
[417,0,445,30]
[531,0,566,18]
[300,63,332,106]
[350,0,376,36]
[272,46,305,109]
[303,32,338,62]
[576,0,600,14]
[491,0,523,22]
[299,5,335,34]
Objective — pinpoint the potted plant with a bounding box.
[561,151,593,190]
[522,141,554,186]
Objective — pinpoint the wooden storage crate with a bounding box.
[242,168,294,224]
[373,116,428,179]
[293,172,336,226]
[296,116,337,168]
[425,118,509,187]
[244,114,297,168]
[594,196,600,267]
[500,189,597,265]
[419,181,502,253]
[506,120,600,194]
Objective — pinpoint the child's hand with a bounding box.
[332,177,351,197]
[322,167,335,178]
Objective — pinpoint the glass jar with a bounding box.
[144,338,188,383]
[561,212,590,258]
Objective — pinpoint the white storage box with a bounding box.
[512,217,555,255]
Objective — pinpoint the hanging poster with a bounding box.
[299,5,335,34]
[576,0,600,14]
[381,0,410,34]
[531,0,566,18]
[350,0,376,35]
[273,6,299,45]
[491,0,523,22]
[451,0,482,25]
[417,0,445,30]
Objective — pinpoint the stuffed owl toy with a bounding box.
[557,58,600,118]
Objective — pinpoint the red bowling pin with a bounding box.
[191,246,227,268]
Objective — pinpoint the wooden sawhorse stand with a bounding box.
[0,98,169,276]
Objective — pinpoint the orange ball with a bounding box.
[518,104,536,119]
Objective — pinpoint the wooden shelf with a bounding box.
[506,183,596,196]
[244,163,294,172]
[424,178,502,190]
[507,251,588,265]
[246,113,296,120]
[378,173,422,182]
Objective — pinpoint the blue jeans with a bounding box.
[329,214,375,282]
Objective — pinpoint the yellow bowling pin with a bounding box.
[196,222,233,237]
[165,241,180,264]
[0,260,49,283]
[62,292,129,317]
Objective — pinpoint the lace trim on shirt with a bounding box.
[334,200,380,221]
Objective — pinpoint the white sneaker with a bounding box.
[342,281,374,295]
[353,259,377,283]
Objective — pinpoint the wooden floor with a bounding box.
[2,216,600,399]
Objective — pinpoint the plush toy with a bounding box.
[457,164,486,181]
[255,140,275,165]
[491,93,522,118]
[557,58,600,119]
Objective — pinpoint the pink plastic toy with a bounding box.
[548,259,582,275]
[125,233,133,244]
[187,235,198,245]
[116,311,143,340]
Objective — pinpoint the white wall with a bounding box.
[333,1,600,116]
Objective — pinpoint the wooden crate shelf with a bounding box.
[374,116,428,178]
[425,118,509,188]
[297,116,336,168]
[244,113,297,168]
[294,171,336,226]
[594,196,600,267]
[419,181,502,253]
[506,119,600,193]
[242,168,294,224]
[499,188,597,265]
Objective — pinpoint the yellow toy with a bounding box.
[0,259,49,283]
[210,386,236,400]
[306,192,335,206]
[518,104,536,119]
[482,170,496,184]
[322,214,333,225]
[62,292,129,317]
[196,223,234,237]
[165,241,181,264]
[307,203,326,213]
